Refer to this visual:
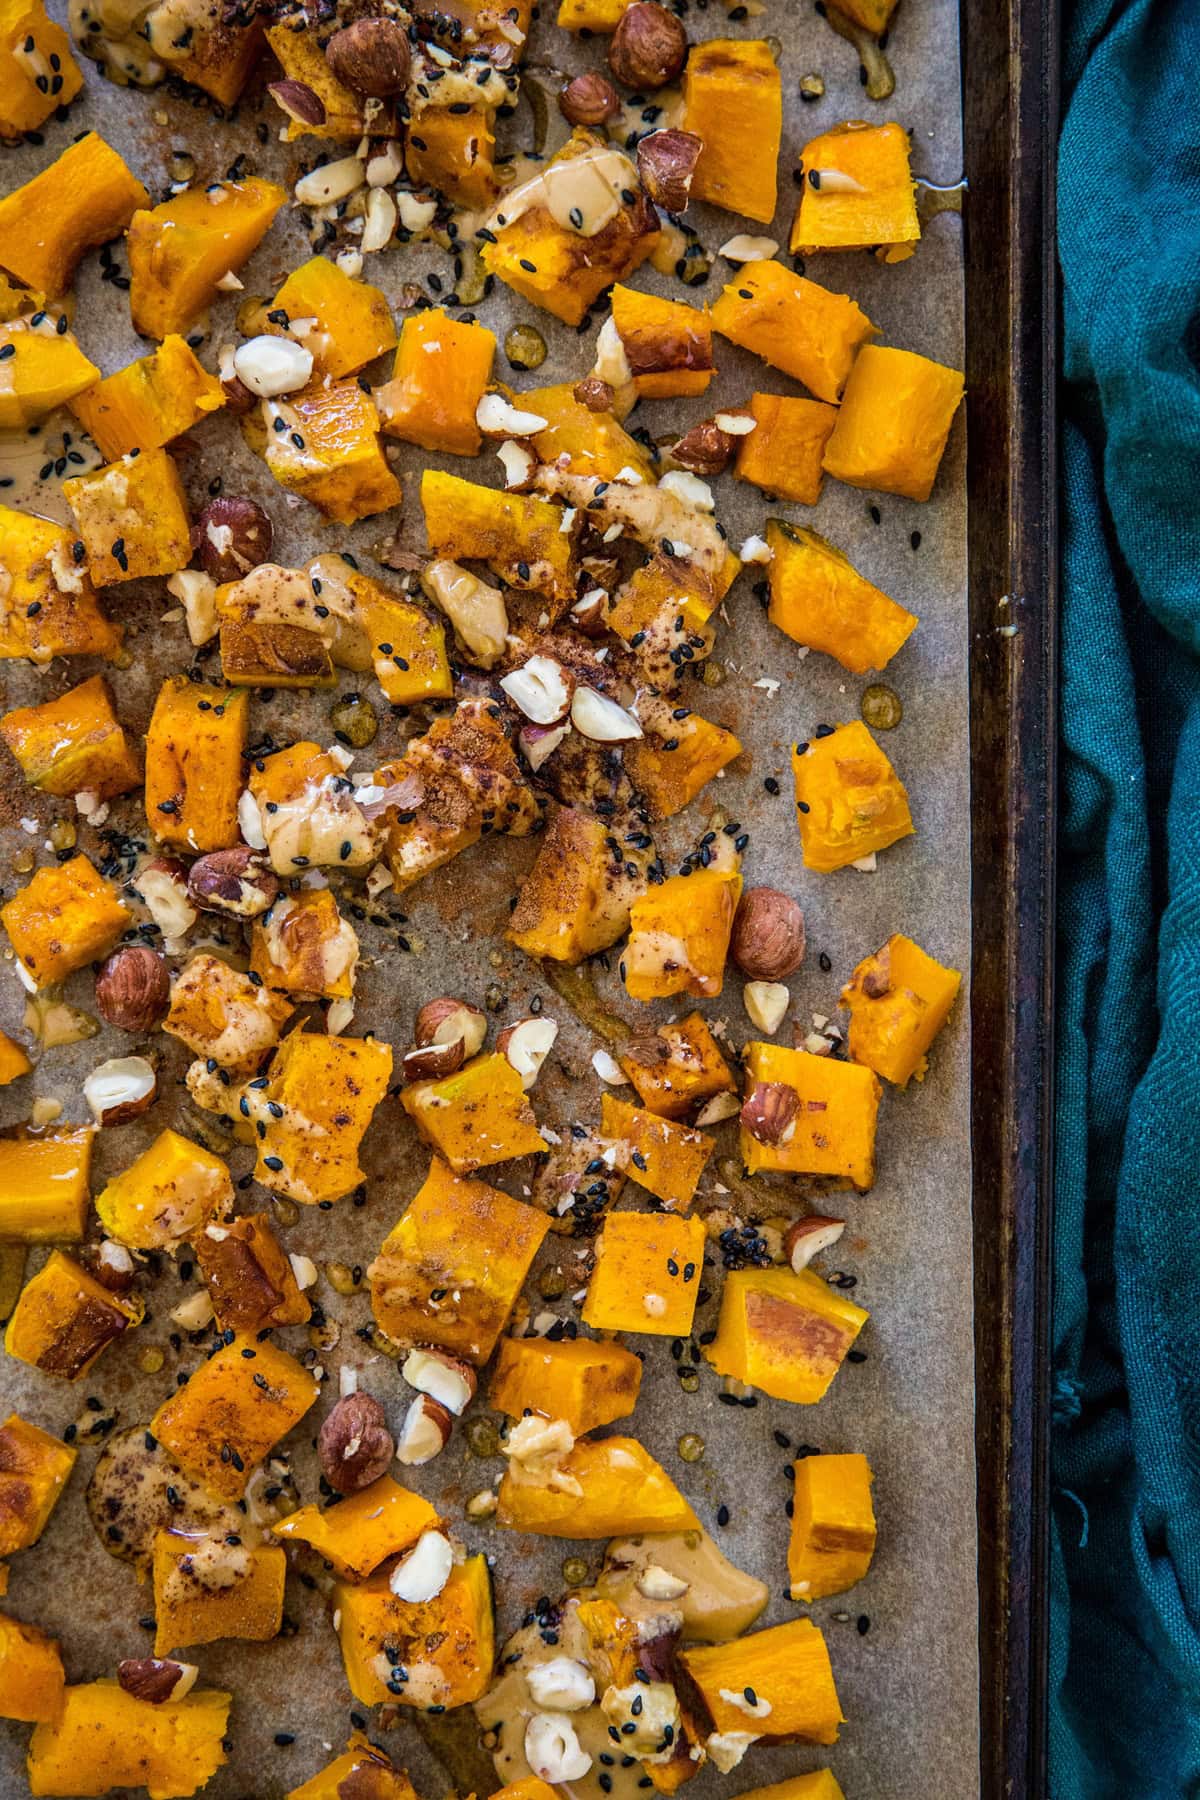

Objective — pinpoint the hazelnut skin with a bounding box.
[94,946,170,1034]
[730,887,806,980]
[608,3,687,90]
[317,1392,395,1495]
[325,18,412,97]
[558,71,621,126]
[636,127,702,213]
[192,497,274,584]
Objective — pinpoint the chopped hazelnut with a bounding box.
[636,128,703,213]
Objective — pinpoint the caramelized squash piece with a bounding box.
[840,931,962,1086]
[0,322,98,428]
[619,1012,736,1120]
[63,448,191,586]
[0,505,120,663]
[287,1735,418,1800]
[370,1155,549,1363]
[5,1249,141,1380]
[678,1616,844,1746]
[267,256,396,378]
[766,521,917,671]
[27,1680,231,1800]
[625,712,742,821]
[0,675,141,800]
[787,1452,876,1601]
[334,1553,494,1708]
[582,1210,707,1337]
[489,1334,642,1436]
[791,120,918,262]
[1,854,127,987]
[276,1476,439,1582]
[0,1032,31,1086]
[682,40,782,224]
[599,1094,713,1212]
[508,805,646,963]
[151,1334,318,1500]
[265,21,364,138]
[156,9,262,106]
[194,1210,310,1333]
[711,260,877,403]
[128,176,285,338]
[610,284,714,399]
[262,377,401,524]
[0,132,147,293]
[164,952,292,1075]
[524,380,655,480]
[0,0,83,137]
[624,868,742,1001]
[96,1128,231,1252]
[153,1528,285,1655]
[249,888,357,1000]
[791,718,914,871]
[253,1029,392,1206]
[497,1436,698,1537]
[0,1611,64,1721]
[822,343,965,501]
[145,676,249,853]
[704,1265,868,1405]
[421,469,577,609]
[376,307,495,455]
[71,335,225,460]
[408,105,498,208]
[0,1412,76,1555]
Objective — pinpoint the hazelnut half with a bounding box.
[402,1347,476,1415]
[559,71,621,126]
[83,1055,158,1126]
[326,17,412,96]
[95,946,170,1034]
[784,1215,846,1273]
[402,1038,466,1082]
[187,846,279,918]
[573,375,615,414]
[414,997,487,1058]
[497,1015,558,1089]
[192,496,274,584]
[636,127,702,213]
[740,1080,799,1146]
[395,1392,453,1466]
[317,1391,395,1495]
[671,418,737,477]
[730,887,806,981]
[117,1658,199,1705]
[267,78,327,128]
[608,2,687,89]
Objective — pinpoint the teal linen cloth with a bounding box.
[1052,0,1200,1794]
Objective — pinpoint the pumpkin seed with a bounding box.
[272,1196,300,1228]
[562,1555,590,1586]
[138,1345,165,1374]
[329,693,378,748]
[822,4,895,99]
[678,1431,705,1461]
[325,1260,361,1296]
[465,1416,501,1458]
[860,683,903,730]
[48,818,76,850]
[504,323,547,372]
[537,1264,568,1299]
[678,1372,700,1393]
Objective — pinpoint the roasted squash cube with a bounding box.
[263,377,401,524]
[71,335,225,460]
[523,381,655,482]
[287,1735,418,1800]
[63,448,191,585]
[164,953,292,1075]
[421,469,577,609]
[375,307,495,456]
[0,0,82,137]
[0,322,97,429]
[480,130,659,327]
[741,1041,880,1185]
[370,1155,549,1363]
[623,868,742,1001]
[766,522,917,672]
[0,1126,93,1242]
[254,1029,391,1206]
[703,1265,868,1405]
[401,1051,545,1173]
[268,256,396,379]
[96,1128,232,1252]
[788,1452,876,1601]
[625,712,742,822]
[27,1680,231,1800]
[151,1334,318,1500]
[492,1782,559,1800]
[489,1334,642,1436]
[249,889,358,1001]
[508,805,645,963]
[822,342,965,501]
[0,133,147,294]
[0,1031,31,1086]
[154,9,262,106]
[153,1528,285,1655]
[582,1210,707,1337]
[128,177,285,339]
[735,1777,846,1800]
[682,40,781,223]
[407,105,497,207]
[0,675,141,800]
[0,505,119,663]
[248,740,379,874]
[0,1413,75,1555]
[711,260,877,404]
[194,1211,310,1332]
[610,285,714,400]
[599,1094,712,1211]
[791,719,914,871]
[334,1553,494,1709]
[496,1436,698,1537]
[791,120,918,262]
[678,1616,843,1746]
[275,1475,439,1582]
[145,676,249,853]
[1,854,127,987]
[556,0,630,22]
[736,394,837,507]
[5,1250,141,1380]
[0,1611,63,1722]
[265,21,363,138]
[620,1012,736,1120]
[840,931,962,1086]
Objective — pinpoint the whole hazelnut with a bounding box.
[740,1080,799,1146]
[558,71,621,126]
[671,418,736,477]
[326,17,412,96]
[636,127,702,213]
[608,2,687,90]
[117,1658,198,1705]
[267,78,327,128]
[730,887,805,980]
[192,497,274,584]
[95,946,170,1033]
[318,1391,395,1495]
[573,376,614,413]
[187,846,279,918]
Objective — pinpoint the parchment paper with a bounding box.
[0,4,975,1796]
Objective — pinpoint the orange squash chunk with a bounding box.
[0,1126,94,1243]
[766,522,917,672]
[0,133,147,294]
[194,1212,311,1332]
[711,260,877,403]
[497,1436,698,1537]
[840,931,962,1086]
[822,343,965,501]
[263,377,401,524]
[63,448,191,586]
[582,1210,707,1337]
[267,256,396,378]
[96,1128,231,1253]
[791,121,919,263]
[736,394,838,506]
[27,1679,231,1799]
[730,1779,845,1800]
[787,1452,876,1601]
[508,805,646,963]
[610,284,714,400]
[5,1250,141,1381]
[376,308,495,455]
[0,323,98,429]
[254,1030,392,1206]
[400,1051,546,1173]
[145,677,249,854]
[0,0,83,138]
[0,1032,31,1086]
[524,381,655,481]
[619,1012,736,1120]
[600,1094,713,1211]
[287,1734,418,1800]
[128,177,285,338]
[623,868,742,1001]
[152,1335,317,1501]
[408,106,497,207]
[0,1413,75,1555]
[0,675,141,800]
[0,505,120,664]
[275,1476,439,1582]
[489,1335,642,1436]
[249,889,357,1001]
[625,712,742,821]
[0,1612,64,1722]
[682,40,781,223]
[791,719,913,871]
[1,854,127,988]
[152,1529,285,1655]
[265,21,363,138]
[71,335,225,459]
[678,1616,844,1745]
[334,1553,494,1709]
[741,1041,880,1187]
[370,1155,549,1363]
[164,953,291,1075]
[421,469,577,608]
